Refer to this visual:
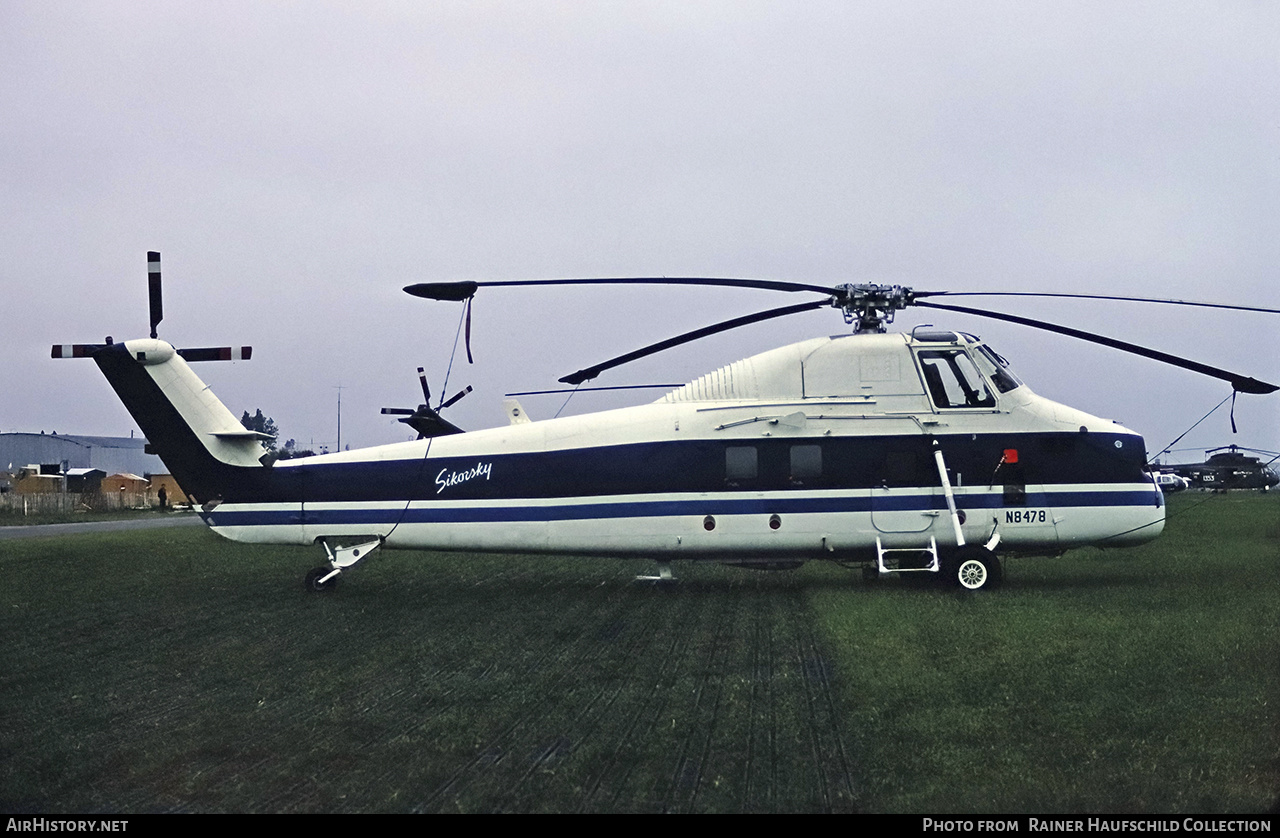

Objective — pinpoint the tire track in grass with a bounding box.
[570,601,692,811]
[614,581,731,812]
[440,572,668,811]
[794,604,858,812]
[668,578,736,813]
[737,575,777,812]
[246,584,531,813]
[275,560,628,812]
[765,585,783,811]
[113,557,540,813]
[343,565,593,811]
[163,560,582,813]
[502,581,671,801]
[737,581,763,809]
[717,573,799,813]
[415,566,648,811]
[572,581,707,811]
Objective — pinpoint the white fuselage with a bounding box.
[198,333,1165,561]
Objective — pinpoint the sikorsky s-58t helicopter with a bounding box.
[1164,446,1280,491]
[54,254,1278,592]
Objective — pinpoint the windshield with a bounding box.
[917,349,997,408]
[971,343,1022,394]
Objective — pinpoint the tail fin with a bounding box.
[57,339,266,502]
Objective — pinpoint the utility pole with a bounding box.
[334,384,345,452]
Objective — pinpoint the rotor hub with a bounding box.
[831,284,917,333]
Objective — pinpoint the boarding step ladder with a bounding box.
[871,440,969,578]
[874,535,940,575]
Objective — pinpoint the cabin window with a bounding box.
[917,350,996,409]
[880,450,931,488]
[725,446,758,483]
[790,445,822,483]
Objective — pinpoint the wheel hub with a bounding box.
[958,559,988,590]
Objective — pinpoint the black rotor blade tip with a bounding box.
[404,281,478,301]
[559,369,597,386]
[1233,377,1278,395]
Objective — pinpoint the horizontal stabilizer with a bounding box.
[209,429,275,441]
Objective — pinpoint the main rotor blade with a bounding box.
[916,300,1278,394]
[404,277,840,301]
[505,383,682,396]
[559,299,829,385]
[916,290,1280,315]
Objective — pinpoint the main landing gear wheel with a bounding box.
[945,545,1003,591]
[304,566,339,593]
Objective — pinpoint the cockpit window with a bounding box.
[973,344,1022,394]
[917,350,997,408]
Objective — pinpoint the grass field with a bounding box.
[1,494,1276,813]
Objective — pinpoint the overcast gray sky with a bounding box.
[3,1,1276,462]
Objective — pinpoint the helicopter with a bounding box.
[1163,446,1280,491]
[52,254,1279,592]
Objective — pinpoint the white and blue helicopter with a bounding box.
[53,254,1278,592]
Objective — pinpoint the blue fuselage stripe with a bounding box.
[206,489,1157,528]
[228,429,1153,504]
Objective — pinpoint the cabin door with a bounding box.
[870,444,942,534]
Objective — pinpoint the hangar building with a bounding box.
[0,432,165,477]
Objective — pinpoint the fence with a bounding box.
[0,491,154,515]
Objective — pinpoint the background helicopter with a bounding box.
[1162,445,1280,491]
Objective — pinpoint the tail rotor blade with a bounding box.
[147,251,163,339]
[51,344,106,359]
[176,346,253,362]
[440,385,472,409]
[417,367,432,405]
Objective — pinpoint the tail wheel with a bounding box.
[945,546,1003,591]
[304,567,339,593]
